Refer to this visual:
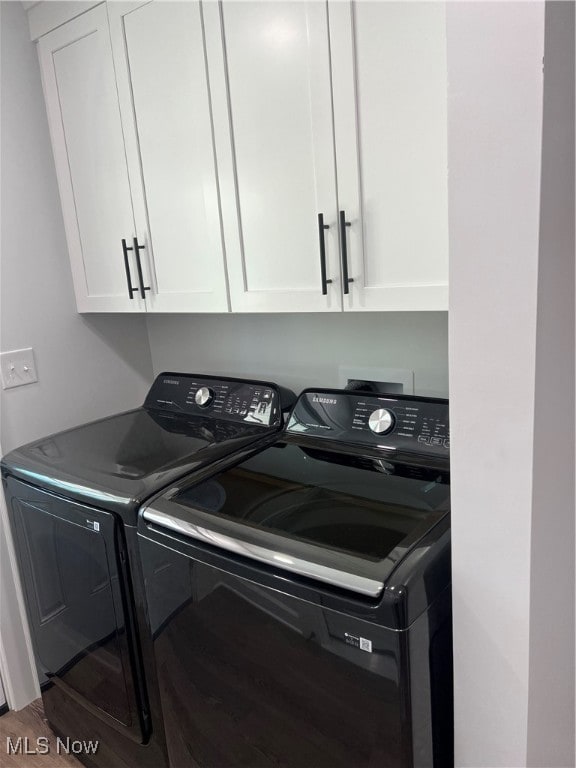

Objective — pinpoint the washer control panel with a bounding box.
[287,390,449,455]
[144,373,287,427]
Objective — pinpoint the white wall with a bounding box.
[0,1,154,456]
[146,312,449,397]
[0,0,154,710]
[448,3,574,767]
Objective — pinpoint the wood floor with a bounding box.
[0,700,81,767]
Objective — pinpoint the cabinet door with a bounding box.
[109,1,230,313]
[330,2,449,311]
[204,1,341,313]
[38,5,146,313]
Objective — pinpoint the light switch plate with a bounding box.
[0,348,38,389]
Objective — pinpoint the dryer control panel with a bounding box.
[287,390,450,456]
[144,373,293,427]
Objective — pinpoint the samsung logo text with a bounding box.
[312,396,337,405]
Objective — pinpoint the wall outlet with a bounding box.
[0,348,38,389]
[338,366,414,395]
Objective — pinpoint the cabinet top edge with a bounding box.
[27,1,103,42]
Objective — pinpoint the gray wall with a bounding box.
[527,2,575,765]
[146,312,449,397]
[0,1,154,454]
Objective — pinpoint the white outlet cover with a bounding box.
[0,348,38,389]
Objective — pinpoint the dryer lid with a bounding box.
[1,374,294,523]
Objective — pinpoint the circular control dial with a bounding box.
[195,386,214,408]
[368,408,395,435]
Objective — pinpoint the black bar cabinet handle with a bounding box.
[317,213,333,295]
[132,237,151,300]
[339,210,354,295]
[121,238,137,299]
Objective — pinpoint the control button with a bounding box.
[368,408,394,435]
[430,437,443,446]
[417,436,430,445]
[195,386,214,408]
[444,439,450,448]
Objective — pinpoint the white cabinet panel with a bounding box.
[331,1,449,311]
[109,1,229,312]
[38,1,448,316]
[38,5,145,312]
[205,1,341,312]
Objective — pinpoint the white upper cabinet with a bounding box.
[330,1,449,311]
[35,0,448,315]
[204,0,448,313]
[38,5,145,312]
[109,1,229,312]
[204,1,342,312]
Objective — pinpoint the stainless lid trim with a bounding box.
[142,507,384,598]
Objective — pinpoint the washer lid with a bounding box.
[143,440,450,597]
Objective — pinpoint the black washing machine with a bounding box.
[138,388,453,768]
[1,373,295,768]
